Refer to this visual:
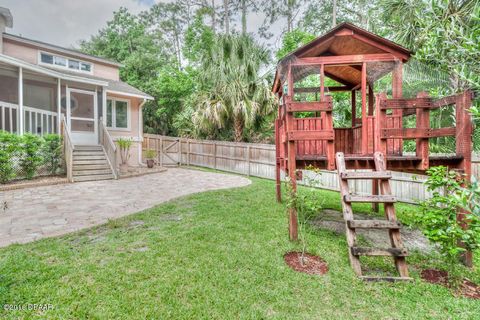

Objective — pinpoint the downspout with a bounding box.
[138,98,147,166]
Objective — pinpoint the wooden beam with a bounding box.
[286,64,298,241]
[416,92,430,170]
[380,98,432,110]
[286,101,332,112]
[351,33,410,61]
[293,53,398,66]
[294,86,352,93]
[392,62,404,153]
[351,90,356,127]
[320,64,325,100]
[361,62,368,154]
[287,130,334,141]
[368,85,374,116]
[381,127,456,139]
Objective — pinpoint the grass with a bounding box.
[0,176,479,319]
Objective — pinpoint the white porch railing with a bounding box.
[62,115,74,182]
[0,100,58,135]
[0,101,18,133]
[24,106,58,135]
[99,118,118,179]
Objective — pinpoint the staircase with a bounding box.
[72,145,116,182]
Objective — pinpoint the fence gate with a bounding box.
[143,135,181,166]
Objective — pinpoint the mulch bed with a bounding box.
[0,175,68,191]
[421,269,480,299]
[284,251,328,275]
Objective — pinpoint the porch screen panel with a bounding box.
[0,66,19,132]
[70,91,94,132]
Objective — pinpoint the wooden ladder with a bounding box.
[335,152,411,282]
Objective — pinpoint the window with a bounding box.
[39,51,92,74]
[68,59,80,70]
[106,99,130,130]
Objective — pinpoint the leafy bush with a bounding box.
[116,138,133,165]
[19,134,43,180]
[42,134,63,175]
[417,166,480,261]
[144,149,156,159]
[0,131,20,183]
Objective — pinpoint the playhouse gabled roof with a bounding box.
[273,23,412,93]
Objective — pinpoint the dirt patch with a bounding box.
[311,209,435,253]
[284,252,328,276]
[421,269,480,299]
[421,269,449,286]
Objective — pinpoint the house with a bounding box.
[0,7,153,182]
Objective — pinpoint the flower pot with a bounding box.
[146,159,154,168]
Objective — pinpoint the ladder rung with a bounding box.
[340,171,392,180]
[344,195,396,203]
[351,247,408,257]
[360,276,413,282]
[347,220,401,229]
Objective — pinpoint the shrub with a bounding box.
[19,134,43,180]
[0,131,20,183]
[144,149,156,159]
[117,138,133,165]
[42,134,63,175]
[417,166,480,261]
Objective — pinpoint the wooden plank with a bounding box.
[351,247,408,257]
[335,152,363,276]
[287,130,334,141]
[340,171,392,180]
[344,194,397,203]
[416,92,430,170]
[381,127,456,139]
[293,53,398,66]
[286,101,332,112]
[294,86,352,93]
[287,65,298,241]
[360,276,412,282]
[347,220,401,229]
[361,62,368,155]
[381,98,432,110]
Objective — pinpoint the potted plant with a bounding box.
[145,149,156,168]
[116,138,133,173]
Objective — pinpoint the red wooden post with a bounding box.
[375,93,387,156]
[325,95,335,170]
[275,117,282,203]
[392,61,403,153]
[286,64,298,241]
[455,90,474,266]
[368,85,374,116]
[361,62,368,154]
[351,90,356,127]
[416,91,430,170]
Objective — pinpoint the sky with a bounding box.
[1,0,278,49]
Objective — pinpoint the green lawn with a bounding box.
[0,175,479,319]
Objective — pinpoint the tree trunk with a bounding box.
[332,0,337,27]
[241,0,247,35]
[211,0,216,33]
[224,0,230,34]
[233,115,244,142]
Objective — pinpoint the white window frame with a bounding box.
[38,51,94,75]
[106,98,131,131]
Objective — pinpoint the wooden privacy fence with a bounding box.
[142,134,480,204]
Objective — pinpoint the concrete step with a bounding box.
[73,159,109,165]
[73,169,114,176]
[73,155,106,161]
[74,145,103,151]
[73,174,114,182]
[73,164,111,171]
[73,151,105,156]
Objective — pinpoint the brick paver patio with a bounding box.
[0,168,251,247]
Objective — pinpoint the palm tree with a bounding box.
[191,34,276,142]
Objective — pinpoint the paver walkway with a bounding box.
[0,168,251,247]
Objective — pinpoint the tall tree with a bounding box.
[191,35,275,141]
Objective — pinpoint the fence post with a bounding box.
[213,142,217,169]
[178,138,182,166]
[159,137,163,167]
[187,139,190,166]
[247,145,251,176]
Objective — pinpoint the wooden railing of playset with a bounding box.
[376,91,473,171]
